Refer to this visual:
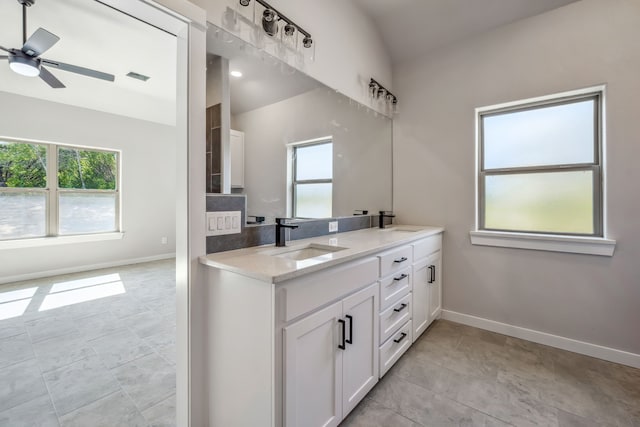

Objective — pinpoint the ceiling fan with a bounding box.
[0,0,115,88]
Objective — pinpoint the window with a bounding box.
[0,138,119,241]
[477,90,602,237]
[291,140,332,218]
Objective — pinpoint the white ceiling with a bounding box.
[351,0,581,63]
[0,0,177,125]
[0,0,582,124]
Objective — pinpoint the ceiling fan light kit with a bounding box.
[2,0,115,88]
[8,52,40,76]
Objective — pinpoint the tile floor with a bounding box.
[342,319,640,427]
[3,261,639,427]
[0,259,176,427]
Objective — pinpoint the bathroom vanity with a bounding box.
[200,225,443,427]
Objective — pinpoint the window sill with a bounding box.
[469,230,616,256]
[0,232,124,250]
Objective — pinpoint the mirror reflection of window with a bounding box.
[292,140,332,218]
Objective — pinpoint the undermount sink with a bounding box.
[274,243,348,261]
[382,226,420,232]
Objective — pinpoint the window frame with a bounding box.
[471,85,616,256]
[289,138,333,218]
[0,137,121,241]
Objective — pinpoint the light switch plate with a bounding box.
[206,211,242,236]
[329,221,338,233]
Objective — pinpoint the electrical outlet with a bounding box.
[161,237,168,245]
[329,221,338,232]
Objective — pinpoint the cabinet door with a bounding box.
[230,129,244,188]
[427,252,442,324]
[284,301,343,427]
[411,258,430,342]
[342,283,379,418]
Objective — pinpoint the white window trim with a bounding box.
[472,85,616,256]
[469,230,615,256]
[0,232,124,250]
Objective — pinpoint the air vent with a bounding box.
[126,71,150,82]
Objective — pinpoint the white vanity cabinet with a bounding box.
[202,226,444,427]
[411,234,443,341]
[283,283,378,427]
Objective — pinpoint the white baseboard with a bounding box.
[441,309,640,369]
[0,253,176,285]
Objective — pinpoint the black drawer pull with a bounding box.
[393,273,408,281]
[428,265,435,283]
[338,319,346,350]
[393,332,407,344]
[393,303,408,313]
[345,315,353,345]
[393,257,408,263]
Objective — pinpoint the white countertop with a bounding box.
[199,225,444,283]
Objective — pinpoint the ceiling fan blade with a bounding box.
[39,66,65,89]
[0,46,9,53]
[22,28,60,57]
[41,59,114,82]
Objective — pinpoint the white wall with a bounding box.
[0,91,176,281]
[191,0,392,114]
[393,0,640,356]
[234,87,393,222]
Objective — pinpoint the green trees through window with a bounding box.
[0,142,47,188]
[58,147,117,190]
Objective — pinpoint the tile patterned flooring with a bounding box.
[342,320,640,427]
[2,260,639,426]
[0,260,176,427]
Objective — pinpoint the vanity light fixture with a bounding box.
[262,9,278,36]
[238,0,313,48]
[370,78,398,111]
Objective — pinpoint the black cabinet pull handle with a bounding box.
[393,303,408,313]
[393,332,407,344]
[428,265,434,284]
[338,319,346,350]
[393,273,408,281]
[431,265,436,282]
[345,315,353,345]
[393,257,408,263]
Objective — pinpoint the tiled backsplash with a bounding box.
[205,194,378,254]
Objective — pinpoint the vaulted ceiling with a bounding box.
[351,0,581,64]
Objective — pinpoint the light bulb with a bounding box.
[9,56,40,77]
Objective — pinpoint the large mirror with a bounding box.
[206,25,392,224]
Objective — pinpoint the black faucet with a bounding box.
[275,218,299,247]
[379,211,395,229]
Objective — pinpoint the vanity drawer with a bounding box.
[413,234,442,261]
[379,293,411,343]
[278,256,379,322]
[379,320,412,377]
[378,245,412,278]
[379,267,411,310]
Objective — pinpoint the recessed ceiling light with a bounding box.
[230,70,243,78]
